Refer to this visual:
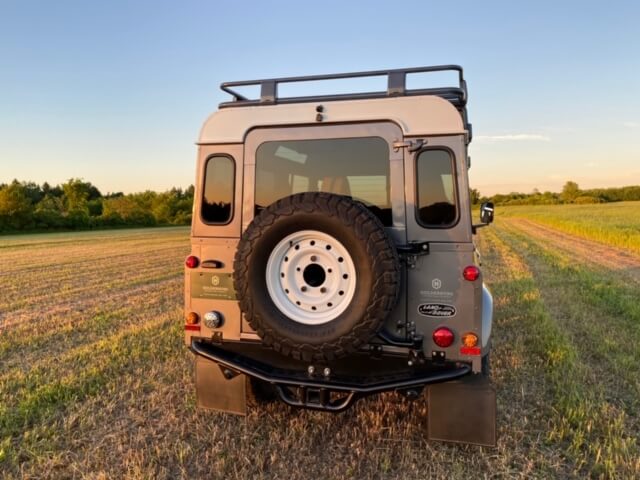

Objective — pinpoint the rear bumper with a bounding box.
[191,339,471,411]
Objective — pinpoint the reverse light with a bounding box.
[186,311,200,325]
[203,311,223,329]
[433,327,455,348]
[462,332,479,348]
[463,265,480,281]
[185,255,200,269]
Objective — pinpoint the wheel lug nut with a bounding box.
[310,255,317,262]
[301,286,307,292]
[320,287,327,293]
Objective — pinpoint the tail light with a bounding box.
[186,311,199,325]
[463,265,480,281]
[433,327,454,348]
[185,255,199,268]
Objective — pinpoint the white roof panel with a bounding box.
[198,95,465,144]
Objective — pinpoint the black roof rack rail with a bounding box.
[219,64,467,109]
[218,65,471,140]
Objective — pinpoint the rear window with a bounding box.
[255,137,391,225]
[201,155,234,224]
[416,149,457,227]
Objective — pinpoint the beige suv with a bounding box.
[184,66,496,446]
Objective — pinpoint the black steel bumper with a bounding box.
[191,340,471,412]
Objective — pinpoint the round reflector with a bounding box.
[185,255,199,269]
[463,265,480,281]
[433,327,454,348]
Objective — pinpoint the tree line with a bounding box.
[3,178,639,233]
[0,179,194,233]
[471,181,640,206]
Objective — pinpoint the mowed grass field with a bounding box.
[1,202,640,479]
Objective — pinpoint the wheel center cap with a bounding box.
[303,263,326,287]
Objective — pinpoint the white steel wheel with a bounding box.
[265,230,357,325]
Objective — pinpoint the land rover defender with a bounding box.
[184,65,496,446]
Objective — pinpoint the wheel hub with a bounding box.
[303,263,326,287]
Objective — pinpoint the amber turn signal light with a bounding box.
[462,332,478,348]
[186,311,200,325]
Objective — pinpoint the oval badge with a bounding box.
[418,303,456,318]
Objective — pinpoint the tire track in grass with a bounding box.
[500,203,640,255]
[0,242,186,284]
[507,218,640,283]
[498,221,640,422]
[0,266,182,331]
[472,228,570,477]
[488,223,640,477]
[0,237,186,272]
[0,244,187,313]
[0,276,183,375]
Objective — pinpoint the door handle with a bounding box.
[201,260,224,269]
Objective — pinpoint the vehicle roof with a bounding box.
[198,95,467,144]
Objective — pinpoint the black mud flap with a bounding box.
[427,374,496,447]
[195,355,247,415]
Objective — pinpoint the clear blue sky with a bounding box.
[1,0,638,195]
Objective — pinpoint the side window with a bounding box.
[201,155,234,224]
[416,149,457,227]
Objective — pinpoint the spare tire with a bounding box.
[234,192,400,362]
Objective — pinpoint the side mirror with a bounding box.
[480,202,494,224]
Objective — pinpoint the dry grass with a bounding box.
[1,223,639,479]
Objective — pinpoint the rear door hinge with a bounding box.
[393,139,426,153]
[397,242,430,269]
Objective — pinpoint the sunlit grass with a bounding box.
[498,201,640,254]
[1,224,639,478]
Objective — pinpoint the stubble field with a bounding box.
[1,202,639,479]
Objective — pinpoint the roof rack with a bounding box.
[219,64,467,108]
[218,65,471,138]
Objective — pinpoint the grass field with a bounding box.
[498,201,640,255]
[1,209,639,479]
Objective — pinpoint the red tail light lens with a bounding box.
[185,255,199,269]
[463,265,480,281]
[433,327,455,348]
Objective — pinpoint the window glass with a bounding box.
[255,137,391,225]
[416,150,457,226]
[201,155,234,224]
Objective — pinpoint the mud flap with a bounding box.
[195,355,247,415]
[427,374,496,447]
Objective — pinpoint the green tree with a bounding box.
[469,188,481,205]
[0,181,34,230]
[34,194,65,228]
[62,179,90,213]
[561,181,581,203]
[102,196,155,226]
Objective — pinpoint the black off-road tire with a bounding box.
[233,192,400,362]
[482,353,491,377]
